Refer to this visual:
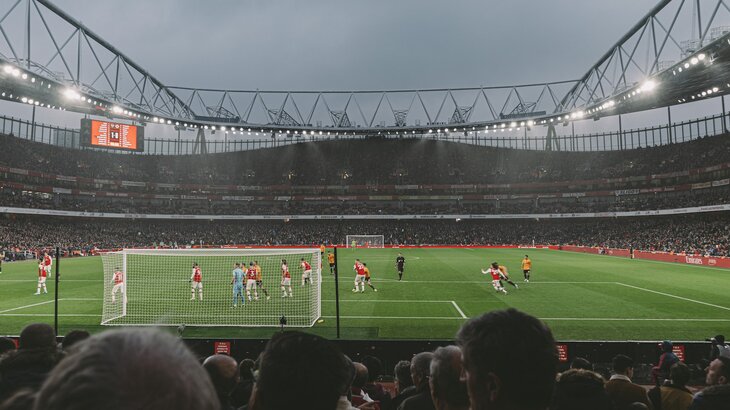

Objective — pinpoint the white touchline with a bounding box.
[451,301,468,319]
[0,300,55,313]
[616,282,730,311]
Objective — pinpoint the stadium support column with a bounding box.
[618,115,623,150]
[723,95,728,133]
[54,246,60,335]
[667,106,673,144]
[333,246,341,339]
[30,105,36,142]
[193,128,208,155]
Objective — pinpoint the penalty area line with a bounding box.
[451,301,468,319]
[0,300,55,313]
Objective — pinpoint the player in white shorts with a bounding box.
[281,259,293,297]
[43,252,52,278]
[352,259,366,292]
[300,258,312,286]
[190,262,203,301]
[245,262,259,301]
[482,262,508,295]
[35,261,48,295]
[111,268,125,303]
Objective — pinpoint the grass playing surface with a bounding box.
[1,248,729,341]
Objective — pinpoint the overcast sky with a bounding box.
[53,0,655,91]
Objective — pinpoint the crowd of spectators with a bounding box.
[1,309,727,409]
[2,212,729,257]
[2,186,730,216]
[4,132,730,187]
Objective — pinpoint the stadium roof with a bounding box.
[0,0,730,134]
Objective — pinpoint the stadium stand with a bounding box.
[4,133,730,216]
[1,213,729,257]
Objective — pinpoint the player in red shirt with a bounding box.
[281,259,293,298]
[111,267,125,303]
[481,262,508,295]
[43,252,53,278]
[190,262,203,301]
[352,259,366,293]
[245,262,259,301]
[300,258,312,286]
[34,260,48,295]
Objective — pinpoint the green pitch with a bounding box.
[1,248,729,341]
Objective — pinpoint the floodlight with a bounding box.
[642,80,657,92]
[63,88,80,99]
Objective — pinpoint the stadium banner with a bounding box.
[633,251,730,269]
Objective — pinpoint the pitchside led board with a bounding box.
[80,119,145,152]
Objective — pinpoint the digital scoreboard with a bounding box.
[80,119,144,152]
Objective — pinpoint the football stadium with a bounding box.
[1,0,730,409]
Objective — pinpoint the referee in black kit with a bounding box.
[395,253,405,281]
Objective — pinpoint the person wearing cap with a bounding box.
[708,335,730,361]
[652,340,679,385]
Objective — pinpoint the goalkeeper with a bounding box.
[231,263,245,307]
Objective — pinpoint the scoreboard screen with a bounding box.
[80,119,144,152]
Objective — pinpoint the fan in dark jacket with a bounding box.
[0,323,63,403]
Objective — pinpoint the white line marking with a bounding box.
[451,301,468,319]
[615,282,730,311]
[0,300,55,313]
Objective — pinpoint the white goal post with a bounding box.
[100,248,321,327]
[346,235,385,248]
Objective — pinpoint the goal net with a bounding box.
[346,235,385,248]
[100,248,321,327]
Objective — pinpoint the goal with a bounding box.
[346,235,385,248]
[100,248,321,327]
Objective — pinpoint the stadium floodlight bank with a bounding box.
[346,235,385,248]
[100,249,321,327]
